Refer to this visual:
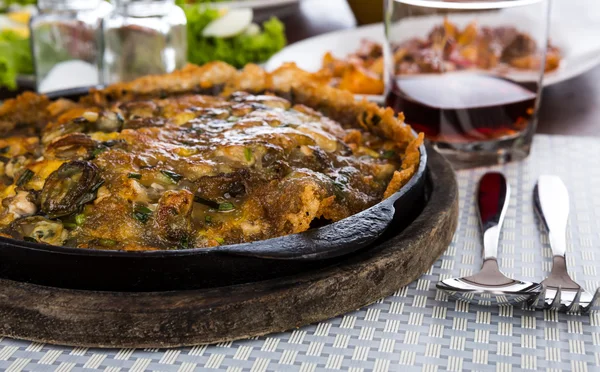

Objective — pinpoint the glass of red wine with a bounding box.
[384,0,552,168]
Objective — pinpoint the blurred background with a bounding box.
[1,0,599,136]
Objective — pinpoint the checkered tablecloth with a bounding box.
[1,134,600,372]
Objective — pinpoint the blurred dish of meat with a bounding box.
[319,19,561,95]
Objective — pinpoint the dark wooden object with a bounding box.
[0,144,458,349]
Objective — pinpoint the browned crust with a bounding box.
[0,92,51,136]
[384,132,424,199]
[82,62,238,106]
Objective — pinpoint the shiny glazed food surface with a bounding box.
[0,62,422,251]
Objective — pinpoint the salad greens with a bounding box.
[0,1,287,89]
[2,0,36,5]
[184,6,286,68]
[0,29,32,89]
[0,0,36,12]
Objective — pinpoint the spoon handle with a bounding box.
[534,175,570,257]
[477,172,510,261]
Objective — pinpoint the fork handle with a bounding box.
[477,172,510,261]
[535,175,570,257]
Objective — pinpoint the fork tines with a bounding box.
[528,285,600,314]
[585,288,600,314]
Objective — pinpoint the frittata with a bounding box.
[0,62,422,251]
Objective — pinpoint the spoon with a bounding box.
[437,172,542,306]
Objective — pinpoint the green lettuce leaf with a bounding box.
[0,45,18,89]
[184,5,286,68]
[0,0,36,12]
[0,30,33,89]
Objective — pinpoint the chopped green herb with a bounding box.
[381,150,396,159]
[218,202,235,212]
[91,180,105,193]
[133,212,149,224]
[97,238,117,247]
[178,235,190,249]
[133,204,153,224]
[205,215,212,223]
[16,169,34,187]
[91,147,108,158]
[194,196,220,209]
[0,146,9,154]
[215,237,225,245]
[136,205,152,214]
[75,214,86,226]
[128,172,142,180]
[63,222,77,229]
[244,147,253,162]
[160,170,182,183]
[333,181,345,191]
[330,176,346,200]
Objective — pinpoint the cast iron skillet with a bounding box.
[0,87,428,291]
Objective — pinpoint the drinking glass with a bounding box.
[384,0,551,168]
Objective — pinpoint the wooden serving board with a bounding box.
[0,148,458,348]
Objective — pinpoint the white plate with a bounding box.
[266,9,600,103]
[203,0,301,22]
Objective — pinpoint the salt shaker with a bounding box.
[30,0,112,93]
[102,0,187,84]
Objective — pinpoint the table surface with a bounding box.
[2,134,600,371]
[283,0,600,137]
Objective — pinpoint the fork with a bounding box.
[532,175,600,313]
[437,172,542,306]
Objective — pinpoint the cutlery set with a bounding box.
[437,172,600,313]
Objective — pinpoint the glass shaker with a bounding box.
[30,0,112,93]
[102,0,187,84]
